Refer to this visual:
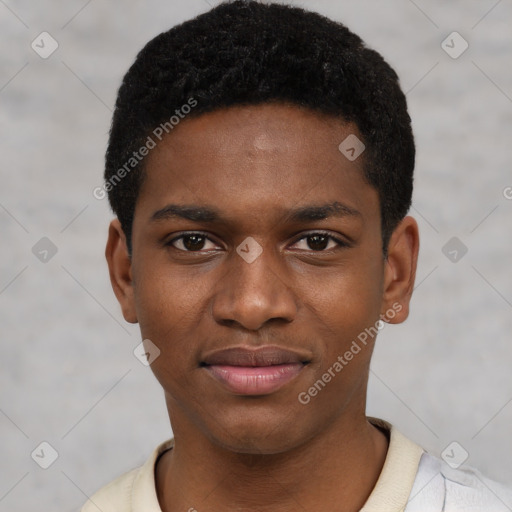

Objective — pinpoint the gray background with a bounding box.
[1,0,511,510]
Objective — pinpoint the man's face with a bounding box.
[114,104,405,454]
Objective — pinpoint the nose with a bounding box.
[211,244,298,331]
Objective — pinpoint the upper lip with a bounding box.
[201,345,311,367]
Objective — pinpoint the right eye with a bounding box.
[166,232,220,252]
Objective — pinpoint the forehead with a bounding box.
[135,104,378,226]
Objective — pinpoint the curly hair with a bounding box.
[105,0,415,256]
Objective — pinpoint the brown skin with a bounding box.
[106,104,419,512]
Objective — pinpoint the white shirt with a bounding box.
[81,418,512,511]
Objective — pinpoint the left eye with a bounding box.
[291,233,345,251]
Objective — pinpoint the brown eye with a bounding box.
[167,233,218,252]
[291,232,346,252]
[182,234,206,251]
[306,234,330,251]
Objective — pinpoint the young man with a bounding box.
[83,1,512,511]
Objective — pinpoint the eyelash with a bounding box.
[165,231,350,252]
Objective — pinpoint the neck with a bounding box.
[156,409,389,512]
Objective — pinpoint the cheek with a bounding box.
[132,263,214,386]
[133,267,189,353]
[134,258,201,328]
[301,258,383,333]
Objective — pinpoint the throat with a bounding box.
[153,423,390,512]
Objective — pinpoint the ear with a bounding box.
[105,219,138,324]
[380,216,419,324]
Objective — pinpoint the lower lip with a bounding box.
[204,363,305,395]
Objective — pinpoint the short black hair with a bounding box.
[105,0,415,256]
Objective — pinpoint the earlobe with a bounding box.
[105,219,138,324]
[380,216,419,325]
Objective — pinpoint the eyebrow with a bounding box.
[150,201,362,224]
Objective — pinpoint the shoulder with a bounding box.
[80,437,174,512]
[442,458,512,511]
[407,451,512,512]
[81,467,139,512]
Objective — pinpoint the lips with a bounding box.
[201,345,311,395]
[201,345,310,367]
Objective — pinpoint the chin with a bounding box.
[205,413,306,455]
[215,434,297,455]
